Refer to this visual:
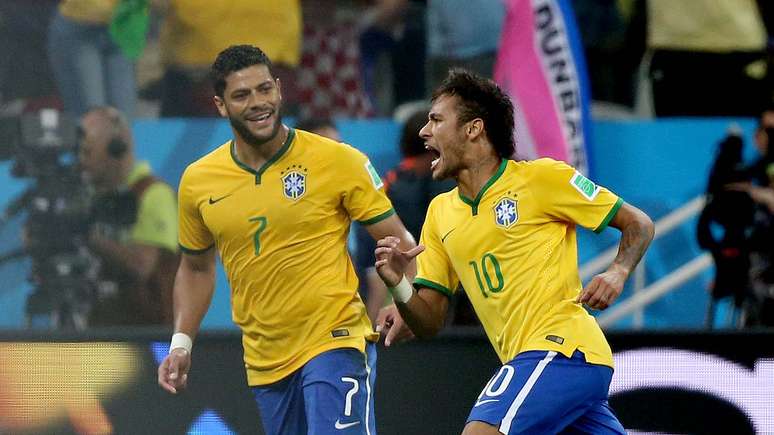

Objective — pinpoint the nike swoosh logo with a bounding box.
[334,420,361,430]
[473,399,499,407]
[441,228,456,243]
[208,194,232,205]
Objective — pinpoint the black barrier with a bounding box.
[0,329,772,434]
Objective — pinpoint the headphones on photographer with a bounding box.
[103,108,130,159]
[107,135,128,159]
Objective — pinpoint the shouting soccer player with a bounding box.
[157,45,416,435]
[375,69,654,434]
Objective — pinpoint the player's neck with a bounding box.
[234,125,289,169]
[456,153,502,199]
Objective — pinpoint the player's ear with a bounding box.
[467,119,484,138]
[275,77,282,101]
[213,96,228,118]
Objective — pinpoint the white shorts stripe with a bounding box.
[363,346,373,435]
[499,351,557,434]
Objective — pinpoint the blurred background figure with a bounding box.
[78,106,178,326]
[572,0,646,112]
[153,0,301,117]
[737,108,774,326]
[358,0,427,115]
[697,128,756,327]
[698,107,774,328]
[358,0,504,116]
[295,117,341,142]
[646,0,770,116]
[354,108,456,324]
[424,0,505,93]
[0,0,60,115]
[47,0,152,120]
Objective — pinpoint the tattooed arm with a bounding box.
[577,203,655,310]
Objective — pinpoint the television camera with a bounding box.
[0,109,96,329]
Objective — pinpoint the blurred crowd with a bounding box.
[1,0,771,122]
[0,0,506,121]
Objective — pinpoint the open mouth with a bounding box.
[426,144,441,170]
[246,110,273,124]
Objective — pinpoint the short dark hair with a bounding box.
[432,69,515,159]
[211,45,274,98]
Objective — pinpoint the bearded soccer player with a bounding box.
[157,45,416,435]
[375,69,654,434]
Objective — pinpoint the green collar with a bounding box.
[458,159,508,216]
[230,128,296,184]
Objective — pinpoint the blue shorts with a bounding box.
[252,342,377,435]
[467,350,626,434]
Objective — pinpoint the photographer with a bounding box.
[78,106,178,326]
[697,129,755,327]
[732,108,774,326]
[701,108,774,327]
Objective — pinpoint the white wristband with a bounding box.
[388,275,414,304]
[169,332,193,354]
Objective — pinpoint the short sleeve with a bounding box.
[177,166,215,253]
[533,159,623,233]
[413,200,459,299]
[340,145,395,225]
[131,182,178,252]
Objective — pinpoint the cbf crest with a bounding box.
[494,197,518,228]
[281,165,308,200]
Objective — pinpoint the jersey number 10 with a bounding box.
[469,253,504,298]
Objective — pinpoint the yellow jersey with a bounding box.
[59,0,117,24]
[415,158,623,368]
[178,129,392,385]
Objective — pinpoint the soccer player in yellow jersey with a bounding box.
[157,45,417,435]
[374,70,655,434]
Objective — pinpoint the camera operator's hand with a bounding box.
[157,348,191,394]
[726,182,774,213]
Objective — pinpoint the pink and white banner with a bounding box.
[495,0,592,175]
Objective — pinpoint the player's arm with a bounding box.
[374,236,449,339]
[363,214,418,278]
[172,248,217,338]
[578,202,654,310]
[158,247,216,394]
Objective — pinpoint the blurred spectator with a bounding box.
[424,0,505,93]
[697,129,756,327]
[358,0,427,115]
[354,108,456,324]
[647,0,770,116]
[295,117,341,142]
[47,0,151,120]
[357,0,503,114]
[78,106,178,326]
[699,109,774,327]
[0,0,60,113]
[296,1,373,119]
[572,0,646,109]
[731,108,774,326]
[155,0,301,117]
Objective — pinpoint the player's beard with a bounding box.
[229,111,282,148]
